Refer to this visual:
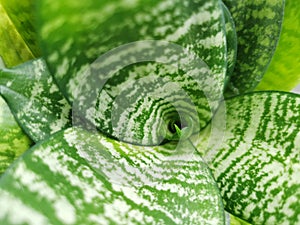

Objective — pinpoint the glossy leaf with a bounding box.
[223,0,285,96]
[255,0,300,91]
[0,59,71,142]
[0,97,32,176]
[0,127,225,225]
[37,0,227,145]
[195,91,300,224]
[0,0,40,67]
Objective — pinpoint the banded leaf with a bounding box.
[0,127,225,225]
[0,58,71,142]
[255,0,300,91]
[196,91,300,224]
[223,0,285,96]
[37,0,227,145]
[0,97,32,175]
[0,0,40,67]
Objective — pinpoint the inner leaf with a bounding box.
[37,0,227,145]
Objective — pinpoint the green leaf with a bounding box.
[0,97,32,176]
[0,127,225,225]
[37,0,227,145]
[0,58,72,142]
[229,213,251,225]
[223,0,285,96]
[195,91,300,224]
[221,2,237,87]
[0,0,40,67]
[255,0,300,91]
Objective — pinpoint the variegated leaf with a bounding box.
[223,0,285,96]
[256,0,300,91]
[0,58,71,142]
[222,2,237,87]
[0,97,32,175]
[195,91,300,224]
[37,0,227,145]
[0,127,225,225]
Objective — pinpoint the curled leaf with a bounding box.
[37,0,227,145]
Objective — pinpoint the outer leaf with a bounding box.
[195,91,300,224]
[0,127,225,225]
[0,0,40,67]
[37,0,227,145]
[255,0,300,91]
[0,58,71,142]
[223,0,285,96]
[222,2,237,87]
[0,97,32,175]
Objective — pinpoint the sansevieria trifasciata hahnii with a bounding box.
[0,0,299,224]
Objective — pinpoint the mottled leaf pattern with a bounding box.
[256,0,300,91]
[0,59,71,142]
[196,92,300,224]
[223,0,285,96]
[0,127,225,225]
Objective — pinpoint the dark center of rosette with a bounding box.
[92,60,211,146]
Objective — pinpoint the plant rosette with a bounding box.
[0,0,299,225]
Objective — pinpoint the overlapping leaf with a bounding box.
[0,127,225,225]
[0,59,71,142]
[256,0,300,91]
[221,2,237,87]
[0,0,40,67]
[195,91,300,224]
[0,40,33,176]
[223,0,285,96]
[0,97,32,175]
